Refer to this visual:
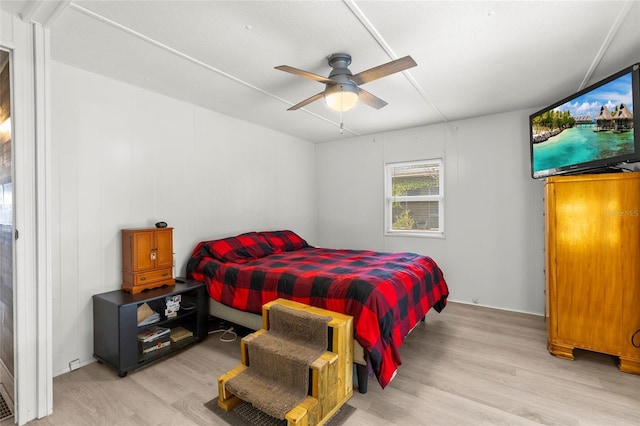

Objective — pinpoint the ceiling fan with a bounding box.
[275,53,417,112]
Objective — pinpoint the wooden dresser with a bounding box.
[545,172,640,373]
[122,227,175,293]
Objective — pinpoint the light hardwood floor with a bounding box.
[12,302,640,425]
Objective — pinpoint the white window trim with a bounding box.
[384,158,444,238]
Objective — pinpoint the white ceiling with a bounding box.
[2,1,640,143]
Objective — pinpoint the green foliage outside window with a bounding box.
[391,172,439,229]
[392,174,438,196]
[386,160,443,235]
[392,207,415,230]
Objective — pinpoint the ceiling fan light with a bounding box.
[324,83,358,112]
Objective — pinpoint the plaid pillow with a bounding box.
[259,230,309,253]
[202,232,275,263]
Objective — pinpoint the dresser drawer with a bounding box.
[133,268,173,285]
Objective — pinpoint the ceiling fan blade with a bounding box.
[351,55,417,86]
[287,92,325,110]
[357,88,388,109]
[275,65,336,84]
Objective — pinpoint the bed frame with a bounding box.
[208,298,370,393]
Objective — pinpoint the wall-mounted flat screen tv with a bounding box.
[530,63,639,179]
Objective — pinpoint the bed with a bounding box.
[186,230,449,392]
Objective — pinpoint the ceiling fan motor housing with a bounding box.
[327,53,354,83]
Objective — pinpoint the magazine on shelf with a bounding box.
[141,340,171,354]
[137,325,170,343]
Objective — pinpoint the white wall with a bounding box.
[316,111,546,315]
[50,59,547,377]
[50,61,317,376]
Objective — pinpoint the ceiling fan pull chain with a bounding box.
[339,108,344,134]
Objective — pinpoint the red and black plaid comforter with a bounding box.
[187,247,448,388]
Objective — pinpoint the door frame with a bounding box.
[0,11,53,425]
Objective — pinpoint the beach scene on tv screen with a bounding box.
[532,72,634,173]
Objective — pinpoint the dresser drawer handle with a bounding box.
[162,273,168,277]
[140,277,146,281]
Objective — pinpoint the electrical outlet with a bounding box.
[472,298,479,304]
[69,359,80,371]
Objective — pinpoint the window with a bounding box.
[384,159,444,237]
